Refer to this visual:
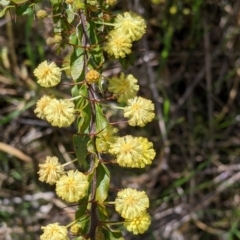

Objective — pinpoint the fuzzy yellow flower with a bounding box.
[34,95,52,119]
[36,10,47,19]
[56,170,89,202]
[109,135,155,168]
[86,69,100,84]
[115,188,149,219]
[40,223,69,240]
[124,212,151,235]
[38,156,65,185]
[108,73,139,103]
[33,61,62,87]
[124,96,155,127]
[114,12,146,41]
[104,30,132,58]
[44,98,75,128]
[70,223,82,235]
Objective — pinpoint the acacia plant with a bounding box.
[1,0,156,239]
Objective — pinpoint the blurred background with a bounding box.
[1,0,240,239]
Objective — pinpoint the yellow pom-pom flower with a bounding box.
[124,212,151,235]
[36,10,47,19]
[56,170,89,202]
[104,30,132,58]
[70,223,82,235]
[115,188,149,219]
[40,223,69,240]
[44,98,75,128]
[109,135,155,168]
[34,95,52,119]
[124,96,155,127]
[86,69,100,84]
[38,156,65,185]
[108,73,139,103]
[33,61,62,87]
[114,12,146,42]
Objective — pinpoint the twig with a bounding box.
[203,18,214,146]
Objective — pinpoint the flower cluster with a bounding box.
[109,135,156,168]
[40,223,69,240]
[86,69,100,84]
[33,61,62,87]
[124,96,155,127]
[104,12,146,58]
[35,96,76,128]
[33,2,153,238]
[115,188,151,234]
[38,156,65,185]
[108,73,139,103]
[56,170,89,202]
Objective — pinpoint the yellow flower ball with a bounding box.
[86,69,100,84]
[109,135,155,168]
[34,95,52,119]
[33,61,62,87]
[44,98,75,128]
[114,11,146,41]
[104,30,132,58]
[40,223,69,240]
[108,73,139,103]
[38,156,65,185]
[115,188,149,219]
[124,212,151,235]
[124,96,155,127]
[56,170,89,202]
[36,10,47,19]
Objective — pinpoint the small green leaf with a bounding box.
[75,195,89,218]
[95,103,108,133]
[71,85,79,98]
[77,106,91,133]
[10,0,28,4]
[95,163,110,203]
[70,51,84,81]
[102,227,124,240]
[75,84,91,133]
[15,3,33,15]
[0,5,14,17]
[73,134,90,170]
[0,0,10,7]
[50,0,61,6]
[66,8,74,23]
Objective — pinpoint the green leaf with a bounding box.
[0,5,14,17]
[95,163,110,203]
[77,106,91,133]
[50,0,61,6]
[71,85,79,98]
[102,227,124,240]
[0,0,10,7]
[75,195,89,218]
[95,103,108,134]
[15,3,33,15]
[70,51,84,81]
[88,21,104,68]
[10,0,28,4]
[73,134,90,170]
[75,84,91,133]
[66,8,74,23]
